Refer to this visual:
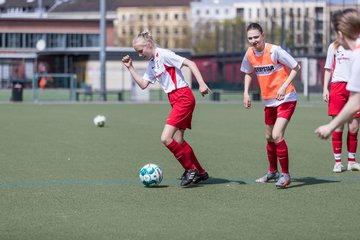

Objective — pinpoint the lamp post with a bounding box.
[99,0,107,101]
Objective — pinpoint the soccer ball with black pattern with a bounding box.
[93,115,106,127]
[139,163,163,187]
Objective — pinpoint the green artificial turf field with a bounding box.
[0,102,359,240]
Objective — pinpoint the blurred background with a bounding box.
[0,0,358,102]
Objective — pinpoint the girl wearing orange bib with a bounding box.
[241,23,300,188]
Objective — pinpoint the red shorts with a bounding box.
[328,82,360,118]
[264,101,297,125]
[166,87,195,130]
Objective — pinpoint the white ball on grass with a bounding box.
[93,115,106,127]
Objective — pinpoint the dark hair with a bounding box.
[246,23,263,34]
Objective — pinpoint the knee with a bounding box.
[348,124,359,133]
[160,135,172,146]
[272,132,283,143]
[265,134,273,142]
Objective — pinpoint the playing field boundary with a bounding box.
[1,176,360,187]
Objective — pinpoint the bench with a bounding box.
[76,89,124,101]
[209,90,261,102]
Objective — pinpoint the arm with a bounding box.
[121,55,150,90]
[182,59,211,96]
[276,64,300,100]
[243,73,252,109]
[315,92,360,139]
[323,69,332,103]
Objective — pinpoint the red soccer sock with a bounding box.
[275,140,289,174]
[181,141,205,174]
[166,140,194,170]
[267,141,278,172]
[332,131,343,162]
[347,131,358,162]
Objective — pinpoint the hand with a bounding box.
[121,55,132,68]
[199,84,212,97]
[323,90,329,103]
[243,93,251,109]
[315,124,333,139]
[276,87,286,101]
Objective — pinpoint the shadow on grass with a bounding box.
[179,178,247,188]
[145,185,169,188]
[196,177,247,185]
[287,177,341,189]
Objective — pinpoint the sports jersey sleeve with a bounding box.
[240,52,254,74]
[346,49,360,93]
[162,49,185,69]
[143,65,156,84]
[273,46,298,69]
[324,43,335,70]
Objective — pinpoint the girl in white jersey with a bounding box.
[316,9,360,141]
[323,40,360,172]
[121,31,211,187]
[241,23,300,188]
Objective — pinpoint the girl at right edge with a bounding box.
[323,37,360,173]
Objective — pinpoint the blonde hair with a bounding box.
[333,40,341,49]
[133,30,155,46]
[332,8,360,41]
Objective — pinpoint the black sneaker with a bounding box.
[179,170,188,180]
[193,171,209,184]
[180,169,197,186]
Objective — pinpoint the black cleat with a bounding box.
[179,170,188,180]
[193,171,209,184]
[180,169,197,186]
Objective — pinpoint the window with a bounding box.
[236,8,244,18]
[6,33,22,48]
[272,8,276,17]
[85,34,99,47]
[25,33,43,48]
[67,34,82,47]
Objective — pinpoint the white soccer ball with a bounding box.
[93,115,106,127]
[139,163,163,187]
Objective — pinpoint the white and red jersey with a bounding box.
[143,48,188,93]
[324,43,352,83]
[347,38,360,93]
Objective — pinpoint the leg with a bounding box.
[265,124,278,172]
[272,117,290,174]
[332,123,344,172]
[161,124,197,186]
[256,107,280,183]
[347,117,360,170]
[272,118,291,188]
[161,124,194,170]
